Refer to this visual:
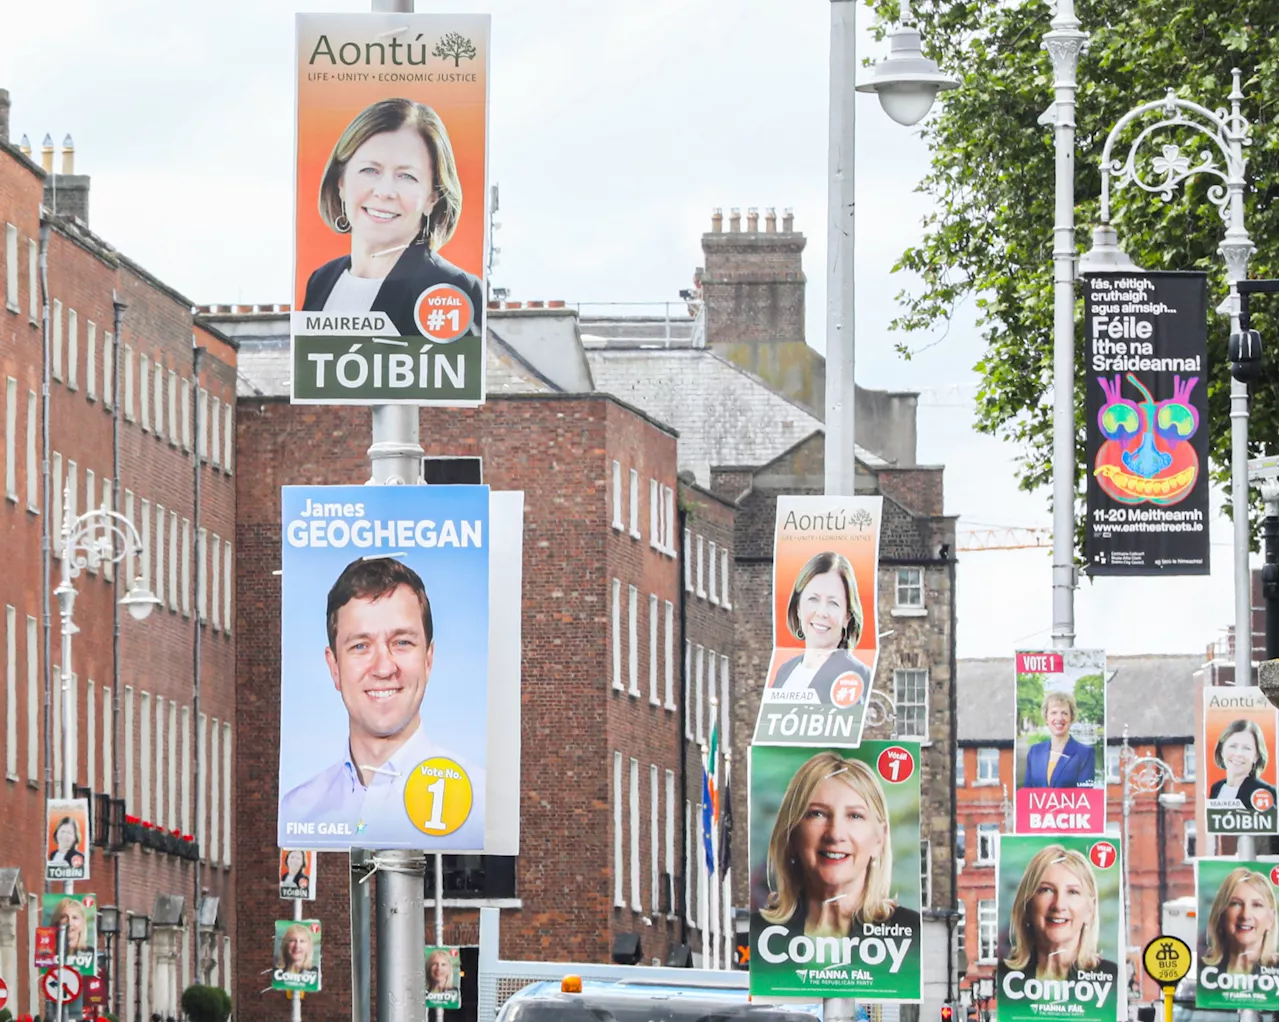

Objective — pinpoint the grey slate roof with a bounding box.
[586,347,886,488]
[957,653,1203,743]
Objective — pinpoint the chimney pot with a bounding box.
[280,303,291,313]
[504,301,522,310]
[527,300,544,308]
[19,134,31,156]
[729,207,741,233]
[61,135,74,175]
[746,207,759,232]
[710,208,723,233]
[488,300,500,309]
[765,207,777,233]
[0,90,10,146]
[782,207,795,232]
[547,300,566,308]
[40,133,54,173]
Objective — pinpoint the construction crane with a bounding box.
[957,524,1053,552]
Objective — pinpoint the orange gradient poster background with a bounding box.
[293,13,489,308]
[1202,686,1279,836]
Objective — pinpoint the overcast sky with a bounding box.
[0,0,1252,659]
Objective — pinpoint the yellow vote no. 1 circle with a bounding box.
[404,757,473,837]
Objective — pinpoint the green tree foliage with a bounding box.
[1073,671,1105,724]
[874,0,1277,536]
[181,984,232,1022]
[1018,671,1046,728]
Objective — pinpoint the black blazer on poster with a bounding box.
[302,241,483,339]
[772,649,872,705]
[1209,773,1279,809]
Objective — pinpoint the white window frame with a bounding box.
[976,747,1000,786]
[153,504,165,606]
[664,769,675,915]
[27,239,36,321]
[181,706,192,837]
[684,801,694,927]
[51,453,63,555]
[139,354,149,431]
[695,645,705,744]
[4,605,14,779]
[197,388,208,461]
[124,345,135,421]
[169,510,179,612]
[649,479,659,549]
[25,391,37,512]
[695,535,706,597]
[167,370,178,446]
[209,717,220,863]
[197,527,208,622]
[154,695,165,829]
[152,358,164,437]
[976,823,999,865]
[628,469,640,539]
[211,395,222,469]
[648,594,659,706]
[956,824,966,870]
[3,224,17,311]
[683,529,692,591]
[978,899,998,963]
[222,543,233,632]
[955,899,967,961]
[222,402,233,473]
[140,691,152,823]
[720,655,731,746]
[707,653,716,745]
[920,840,932,909]
[3,377,13,501]
[663,600,675,710]
[650,763,660,913]
[1106,746,1121,785]
[708,541,719,604]
[180,378,192,451]
[221,722,232,865]
[181,518,192,618]
[893,668,929,741]
[101,479,113,580]
[211,536,221,632]
[124,686,134,813]
[102,332,114,409]
[52,300,63,381]
[629,757,641,910]
[664,486,676,556]
[196,714,207,851]
[892,567,926,616]
[124,490,135,585]
[611,579,622,691]
[101,685,112,796]
[721,549,731,609]
[26,616,37,782]
[627,585,639,697]
[1183,818,1196,862]
[1182,742,1197,782]
[613,751,624,907]
[955,747,966,786]
[67,309,78,390]
[611,460,623,530]
[86,321,97,401]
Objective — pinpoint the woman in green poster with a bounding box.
[1203,867,1278,975]
[755,750,918,937]
[1001,845,1118,983]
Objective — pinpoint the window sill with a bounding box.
[665,702,677,712]
[611,521,624,532]
[890,606,927,618]
[612,684,625,694]
[629,529,642,541]
[427,898,523,910]
[6,773,17,783]
[972,779,1001,788]
[5,302,17,314]
[974,860,996,868]
[627,688,641,699]
[649,697,661,708]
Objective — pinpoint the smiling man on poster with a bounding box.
[277,485,488,851]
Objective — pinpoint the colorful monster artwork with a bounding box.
[1094,372,1200,505]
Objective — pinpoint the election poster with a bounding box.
[278,485,489,851]
[272,919,323,994]
[1083,271,1209,575]
[1203,687,1278,836]
[748,742,922,1001]
[1194,859,1279,1010]
[1013,649,1106,835]
[40,893,97,976]
[46,798,90,883]
[279,849,317,901]
[995,835,1123,1022]
[292,13,490,406]
[425,945,462,1010]
[752,496,883,748]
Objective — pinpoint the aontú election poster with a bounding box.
[751,496,883,749]
[748,743,922,1001]
[995,834,1123,1022]
[1013,649,1106,834]
[293,13,489,405]
[1202,686,1279,837]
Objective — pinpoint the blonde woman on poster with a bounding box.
[49,897,90,952]
[769,552,871,705]
[302,98,482,335]
[1000,845,1118,983]
[1203,867,1278,975]
[427,949,457,995]
[755,751,917,937]
[277,923,316,971]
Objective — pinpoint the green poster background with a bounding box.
[272,919,323,993]
[426,945,462,1010]
[1195,859,1280,1010]
[40,892,98,977]
[995,834,1122,1022]
[748,743,922,1001]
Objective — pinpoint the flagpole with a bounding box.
[709,690,721,969]
[721,752,733,969]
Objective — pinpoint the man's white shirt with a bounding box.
[279,722,486,850]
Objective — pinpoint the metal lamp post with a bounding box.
[127,914,151,1022]
[99,906,120,1012]
[1080,70,1257,687]
[54,487,160,892]
[1118,727,1180,961]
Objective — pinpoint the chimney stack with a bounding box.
[0,90,10,145]
[765,207,777,233]
[746,207,759,232]
[782,207,795,233]
[43,134,91,224]
[61,135,74,174]
[40,134,54,172]
[728,207,741,233]
[710,208,723,233]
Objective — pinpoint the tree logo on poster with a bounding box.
[432,33,476,66]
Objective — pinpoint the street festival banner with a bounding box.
[277,485,489,851]
[40,893,97,976]
[1203,686,1279,837]
[426,945,463,1011]
[46,798,91,883]
[279,849,317,901]
[1194,858,1280,1010]
[1083,271,1209,575]
[752,496,883,747]
[748,743,922,1001]
[272,919,323,994]
[292,13,490,406]
[1013,650,1106,834]
[995,835,1123,1022]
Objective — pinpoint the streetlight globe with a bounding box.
[856,20,958,128]
[1079,222,1143,274]
[120,577,162,622]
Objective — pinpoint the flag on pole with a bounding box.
[700,763,715,875]
[718,775,734,876]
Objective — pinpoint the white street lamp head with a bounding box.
[120,577,162,622]
[856,18,958,127]
[1078,222,1143,274]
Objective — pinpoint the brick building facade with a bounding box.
[0,92,237,1020]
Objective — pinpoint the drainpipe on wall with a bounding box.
[191,343,205,989]
[111,293,126,1020]
[38,221,52,801]
[677,503,689,947]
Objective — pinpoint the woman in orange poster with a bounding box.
[303,98,482,338]
[770,551,870,705]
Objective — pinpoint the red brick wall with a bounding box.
[234,394,705,1021]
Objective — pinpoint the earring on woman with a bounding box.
[417,213,432,246]
[335,202,351,233]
